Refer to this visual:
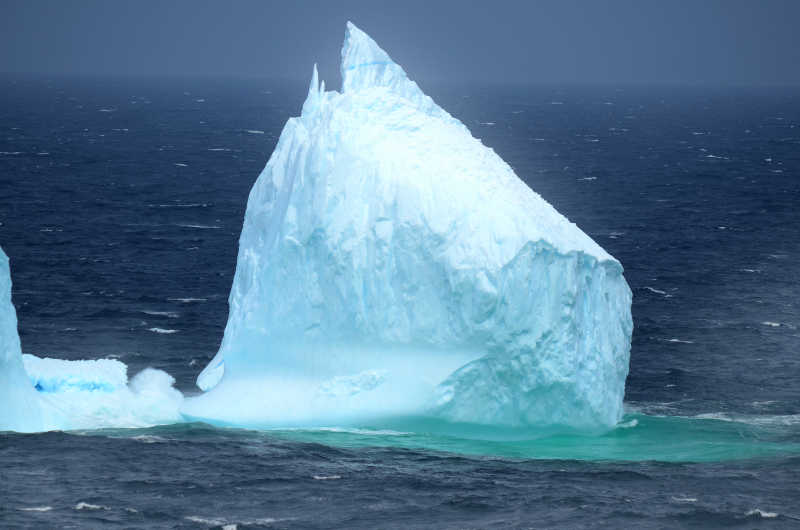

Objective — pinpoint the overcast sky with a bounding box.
[1,0,798,86]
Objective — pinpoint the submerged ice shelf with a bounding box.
[0,23,632,434]
[185,22,633,430]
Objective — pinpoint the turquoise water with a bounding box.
[82,411,800,464]
[222,413,800,463]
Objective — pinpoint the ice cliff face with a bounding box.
[0,247,44,432]
[0,246,183,433]
[190,22,632,430]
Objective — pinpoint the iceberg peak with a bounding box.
[338,22,447,119]
[341,22,409,94]
[301,63,323,116]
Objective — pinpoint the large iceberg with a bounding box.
[185,23,633,430]
[0,246,183,433]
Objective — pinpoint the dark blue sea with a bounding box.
[1,75,799,528]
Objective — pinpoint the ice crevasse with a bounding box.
[184,22,633,430]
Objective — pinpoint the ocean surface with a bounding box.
[1,75,798,528]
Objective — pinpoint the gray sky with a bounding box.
[1,0,798,85]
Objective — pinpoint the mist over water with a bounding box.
[1,75,799,526]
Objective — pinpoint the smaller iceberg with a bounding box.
[0,246,183,433]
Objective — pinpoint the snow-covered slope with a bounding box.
[188,22,633,430]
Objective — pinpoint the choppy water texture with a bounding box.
[1,76,799,527]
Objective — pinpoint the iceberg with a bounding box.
[186,23,633,430]
[0,246,183,433]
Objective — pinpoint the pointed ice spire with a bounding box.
[341,21,412,94]
[309,63,319,95]
[301,63,322,116]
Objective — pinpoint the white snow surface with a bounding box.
[188,23,632,430]
[23,354,128,392]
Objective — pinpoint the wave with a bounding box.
[167,297,207,303]
[141,310,179,318]
[175,223,221,229]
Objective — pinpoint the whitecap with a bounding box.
[313,475,342,480]
[185,515,226,526]
[148,328,179,334]
[670,496,697,503]
[168,297,207,303]
[149,203,207,208]
[245,130,265,134]
[142,310,179,318]
[312,427,410,436]
[752,400,777,408]
[130,435,167,443]
[176,223,221,229]
[75,502,109,511]
[19,506,53,512]
[693,412,800,426]
[747,509,778,518]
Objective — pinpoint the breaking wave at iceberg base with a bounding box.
[5,353,798,462]
[5,352,796,462]
[12,355,183,432]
